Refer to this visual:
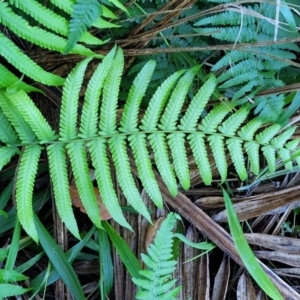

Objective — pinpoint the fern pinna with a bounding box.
[0,46,299,242]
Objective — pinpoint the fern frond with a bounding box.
[168,133,190,190]
[148,133,178,196]
[65,0,103,53]
[88,139,132,230]
[0,91,36,143]
[244,141,260,175]
[79,48,116,138]
[0,2,93,56]
[120,60,156,132]
[60,57,93,140]
[179,74,216,131]
[0,33,64,86]
[133,212,180,300]
[66,141,102,228]
[0,109,18,144]
[279,148,293,170]
[238,117,263,140]
[262,145,276,173]
[6,90,56,143]
[129,134,163,208]
[140,71,183,131]
[16,145,42,243]
[256,124,282,144]
[271,126,296,148]
[109,135,152,223]
[99,48,124,135]
[160,66,199,131]
[47,143,80,239]
[10,0,104,46]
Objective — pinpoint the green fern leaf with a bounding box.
[271,126,296,148]
[256,124,282,144]
[0,147,19,171]
[99,47,124,135]
[0,2,93,56]
[79,48,116,138]
[159,66,200,131]
[120,60,156,132]
[60,57,93,140]
[65,0,103,53]
[66,141,102,229]
[140,71,183,131]
[244,141,260,175]
[285,139,300,151]
[0,33,64,86]
[168,133,190,190]
[261,145,276,173]
[88,139,132,230]
[129,134,163,208]
[0,109,18,144]
[0,90,36,143]
[148,133,178,196]
[188,133,212,185]
[208,135,227,181]
[6,90,56,142]
[16,145,42,243]
[279,148,293,170]
[226,138,247,181]
[179,74,216,131]
[47,143,80,239]
[238,118,263,140]
[199,103,233,133]
[109,135,151,223]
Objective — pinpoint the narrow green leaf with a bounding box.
[223,189,283,300]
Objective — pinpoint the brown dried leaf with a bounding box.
[70,184,112,220]
[237,272,256,300]
[245,233,300,254]
[144,217,165,251]
[212,255,230,300]
[197,253,210,300]
[254,251,300,268]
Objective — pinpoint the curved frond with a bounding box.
[160,66,200,131]
[148,133,178,196]
[66,141,102,228]
[79,47,116,138]
[120,60,156,132]
[244,141,260,175]
[109,135,151,223]
[7,90,56,142]
[0,146,18,171]
[0,109,18,144]
[60,57,93,140]
[129,134,163,208]
[16,145,42,243]
[238,118,263,140]
[261,145,276,173]
[271,126,296,148]
[179,74,216,131]
[0,2,93,56]
[99,48,124,135]
[256,124,282,144]
[47,143,80,239]
[88,138,132,230]
[0,33,64,86]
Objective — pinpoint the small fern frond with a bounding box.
[65,0,103,53]
[140,71,183,131]
[67,141,102,228]
[238,118,263,140]
[271,126,296,148]
[109,135,152,223]
[0,147,19,171]
[0,91,36,143]
[6,90,56,143]
[88,139,132,230]
[168,133,190,190]
[262,145,276,173]
[0,33,64,86]
[99,48,124,135]
[133,212,181,300]
[160,66,200,131]
[16,145,42,243]
[79,49,115,138]
[47,143,80,239]
[129,134,163,208]
[256,124,282,144]
[245,141,260,175]
[0,109,19,144]
[120,60,156,132]
[179,74,216,131]
[60,57,93,141]
[149,133,178,196]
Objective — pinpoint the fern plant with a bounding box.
[0,0,119,85]
[194,0,300,121]
[0,46,299,243]
[132,212,181,300]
